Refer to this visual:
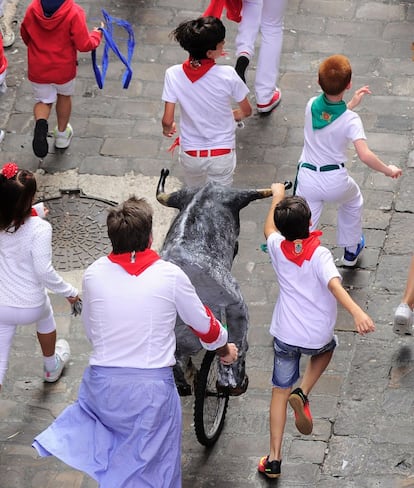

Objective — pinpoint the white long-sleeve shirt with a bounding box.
[82,256,228,369]
[0,216,78,308]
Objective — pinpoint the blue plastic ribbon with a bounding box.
[92,9,135,89]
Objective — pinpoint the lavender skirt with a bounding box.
[33,366,182,488]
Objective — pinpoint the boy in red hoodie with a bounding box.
[0,32,7,143]
[21,0,102,159]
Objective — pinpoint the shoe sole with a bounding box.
[257,98,281,113]
[32,121,49,158]
[341,256,358,267]
[289,394,313,435]
[55,134,73,149]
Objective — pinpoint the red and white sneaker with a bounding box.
[257,89,282,113]
[288,387,313,435]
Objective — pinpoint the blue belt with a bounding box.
[300,162,344,172]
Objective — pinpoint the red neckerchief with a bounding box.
[108,249,160,275]
[31,207,38,216]
[182,58,215,83]
[280,231,323,267]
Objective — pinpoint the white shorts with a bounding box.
[31,79,76,104]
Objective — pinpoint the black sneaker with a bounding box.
[32,119,49,158]
[258,455,281,479]
[235,55,249,83]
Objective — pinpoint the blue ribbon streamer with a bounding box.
[92,9,135,89]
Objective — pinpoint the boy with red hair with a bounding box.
[295,54,401,267]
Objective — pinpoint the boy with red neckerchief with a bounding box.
[162,16,252,187]
[258,183,375,479]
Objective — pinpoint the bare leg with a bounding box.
[269,386,291,461]
[37,330,56,358]
[300,350,333,396]
[34,101,52,121]
[56,94,71,131]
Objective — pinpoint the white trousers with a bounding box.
[235,0,288,104]
[179,149,236,187]
[295,166,364,248]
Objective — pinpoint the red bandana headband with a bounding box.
[1,162,19,179]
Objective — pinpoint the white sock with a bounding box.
[44,354,57,372]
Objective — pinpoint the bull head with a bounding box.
[156,168,291,211]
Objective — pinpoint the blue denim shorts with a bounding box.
[272,336,337,388]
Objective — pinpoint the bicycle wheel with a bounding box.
[194,351,229,446]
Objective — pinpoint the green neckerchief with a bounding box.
[311,94,347,129]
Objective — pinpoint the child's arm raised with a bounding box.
[347,85,371,110]
[264,183,285,239]
[328,277,375,335]
[353,139,402,179]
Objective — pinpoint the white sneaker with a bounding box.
[54,123,73,149]
[393,303,413,336]
[0,129,5,144]
[44,339,71,382]
[0,16,15,48]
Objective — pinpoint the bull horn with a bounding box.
[256,181,293,198]
[156,168,170,206]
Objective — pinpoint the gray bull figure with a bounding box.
[156,168,275,395]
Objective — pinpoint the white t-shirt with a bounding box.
[0,216,77,308]
[299,96,366,166]
[267,232,341,349]
[82,257,228,369]
[162,63,249,151]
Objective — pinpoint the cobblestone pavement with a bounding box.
[1,0,414,487]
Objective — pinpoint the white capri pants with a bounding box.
[0,296,56,385]
[295,166,364,248]
[235,0,288,104]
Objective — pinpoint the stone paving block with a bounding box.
[288,439,327,464]
[300,0,356,19]
[376,255,413,293]
[325,18,383,37]
[323,436,376,478]
[356,2,404,21]
[395,176,414,213]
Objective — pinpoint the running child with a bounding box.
[162,16,252,187]
[295,54,401,266]
[21,0,103,158]
[258,182,375,479]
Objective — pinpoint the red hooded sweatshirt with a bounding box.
[20,0,101,84]
[0,34,8,75]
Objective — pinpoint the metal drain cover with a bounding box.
[39,189,117,271]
